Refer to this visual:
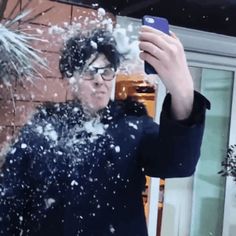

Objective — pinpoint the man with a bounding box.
[0,28,210,235]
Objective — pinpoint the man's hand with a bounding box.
[139,25,194,120]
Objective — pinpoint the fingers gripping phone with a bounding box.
[142,15,170,74]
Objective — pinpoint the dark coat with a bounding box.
[0,91,210,236]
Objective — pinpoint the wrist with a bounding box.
[170,88,194,120]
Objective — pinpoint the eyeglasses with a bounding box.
[81,65,116,81]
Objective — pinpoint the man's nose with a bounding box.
[93,73,104,85]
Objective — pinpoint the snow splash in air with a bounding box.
[47,7,147,75]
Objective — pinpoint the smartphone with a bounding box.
[142,15,170,74]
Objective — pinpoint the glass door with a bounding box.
[161,66,235,236]
[189,67,234,236]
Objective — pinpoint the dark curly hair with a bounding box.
[59,29,121,78]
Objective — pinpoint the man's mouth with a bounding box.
[94,91,106,95]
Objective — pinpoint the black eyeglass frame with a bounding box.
[81,65,116,81]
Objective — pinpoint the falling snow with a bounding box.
[115,146,120,153]
[44,124,58,142]
[45,198,56,209]
[90,40,98,49]
[128,122,138,130]
[109,224,115,234]
[98,8,106,18]
[71,180,79,186]
[21,143,27,149]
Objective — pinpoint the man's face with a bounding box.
[73,54,115,114]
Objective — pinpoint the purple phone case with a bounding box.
[142,16,169,74]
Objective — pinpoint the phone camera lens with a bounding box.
[145,18,155,24]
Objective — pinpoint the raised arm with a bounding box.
[138,91,210,178]
[139,25,194,120]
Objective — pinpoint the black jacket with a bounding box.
[0,91,210,236]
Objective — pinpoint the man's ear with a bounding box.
[66,76,79,101]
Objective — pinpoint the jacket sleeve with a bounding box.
[0,106,51,235]
[138,91,210,178]
[0,125,34,235]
